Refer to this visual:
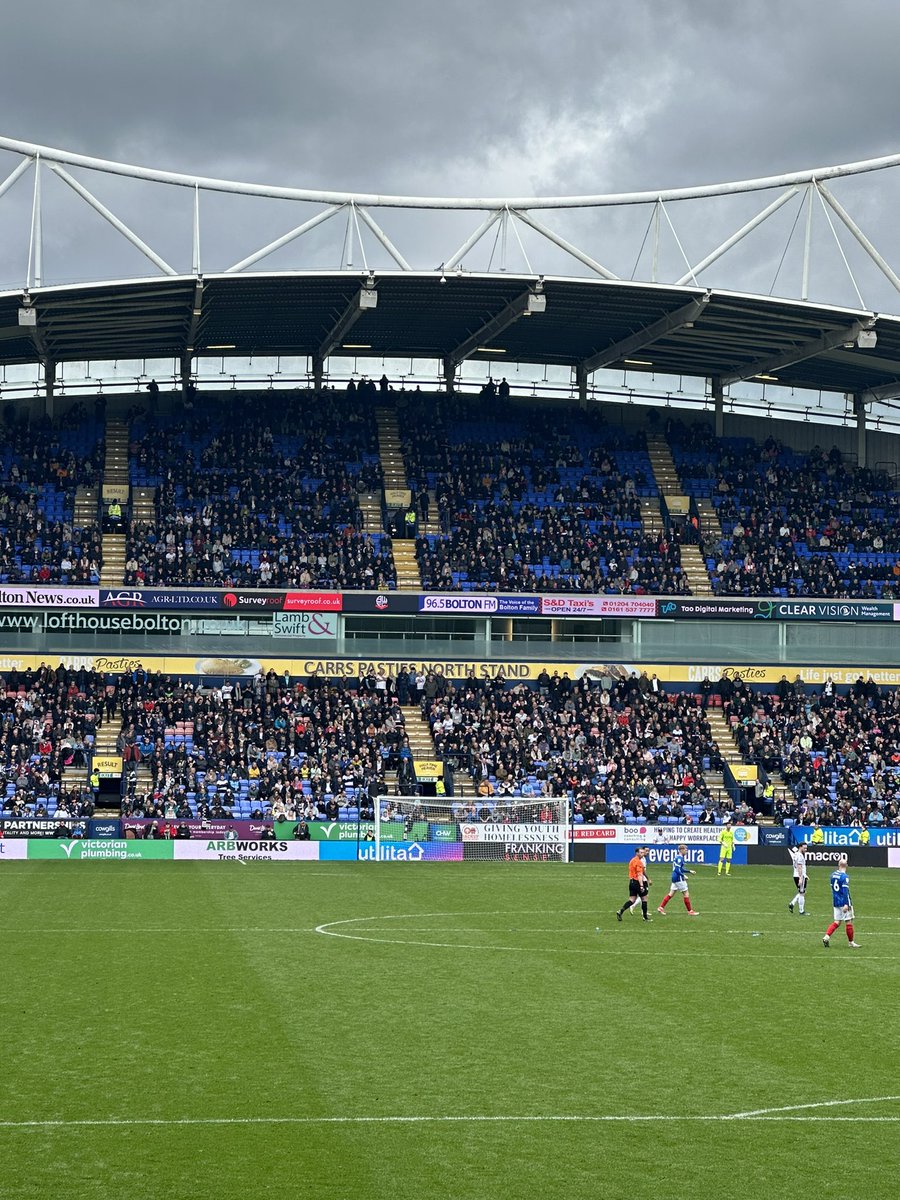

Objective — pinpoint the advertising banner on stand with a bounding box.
[0,840,28,859]
[123,819,273,839]
[0,819,79,838]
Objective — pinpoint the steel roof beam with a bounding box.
[579,294,709,374]
[186,278,204,351]
[720,318,873,388]
[315,285,378,363]
[444,288,547,368]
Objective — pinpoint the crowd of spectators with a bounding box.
[125,392,395,589]
[671,420,900,599]
[400,396,689,594]
[0,662,108,815]
[721,672,900,826]
[115,667,408,821]
[0,406,103,583]
[422,669,743,823]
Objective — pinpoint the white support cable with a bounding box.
[817,180,900,296]
[351,203,369,272]
[675,187,800,286]
[512,209,618,279]
[48,163,178,276]
[658,200,695,283]
[652,200,661,283]
[508,212,533,275]
[355,207,412,271]
[0,156,32,202]
[342,204,355,269]
[500,207,509,272]
[801,183,814,301]
[28,154,42,288]
[225,205,343,273]
[444,210,502,270]
[192,185,201,276]
[814,183,865,309]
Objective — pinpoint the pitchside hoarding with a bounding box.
[173,840,319,860]
[748,844,887,868]
[789,826,900,847]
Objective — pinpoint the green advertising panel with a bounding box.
[274,820,429,842]
[28,839,175,860]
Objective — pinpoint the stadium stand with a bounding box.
[722,672,900,827]
[669,420,900,599]
[115,668,403,821]
[0,663,109,818]
[400,395,690,594]
[0,406,103,584]
[124,392,395,589]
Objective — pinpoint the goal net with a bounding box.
[371,796,571,862]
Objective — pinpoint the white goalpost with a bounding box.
[370,796,572,862]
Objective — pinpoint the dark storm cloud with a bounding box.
[1,0,900,301]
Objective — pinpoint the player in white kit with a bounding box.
[788,842,808,915]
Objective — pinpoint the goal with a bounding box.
[369,796,571,862]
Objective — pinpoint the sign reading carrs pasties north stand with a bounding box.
[0,651,899,688]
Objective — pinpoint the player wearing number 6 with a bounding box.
[822,855,860,948]
[657,845,700,916]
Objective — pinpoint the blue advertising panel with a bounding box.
[604,843,747,867]
[318,840,463,861]
[790,826,900,848]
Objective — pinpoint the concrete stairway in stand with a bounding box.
[703,703,792,810]
[99,417,131,587]
[383,703,439,793]
[375,406,422,590]
[647,432,714,597]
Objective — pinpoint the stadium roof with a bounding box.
[3,271,900,399]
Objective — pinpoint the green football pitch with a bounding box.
[1,860,898,1200]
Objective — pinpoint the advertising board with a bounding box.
[605,843,744,866]
[748,845,887,868]
[0,586,99,609]
[600,823,758,845]
[28,839,174,860]
[172,840,319,860]
[789,826,900,848]
[0,840,28,859]
[540,596,658,618]
[272,612,338,638]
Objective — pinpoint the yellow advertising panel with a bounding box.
[730,764,758,783]
[0,653,896,688]
[413,759,443,782]
[93,755,123,777]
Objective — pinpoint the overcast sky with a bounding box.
[2,0,900,307]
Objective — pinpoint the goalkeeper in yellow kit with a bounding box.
[717,822,735,875]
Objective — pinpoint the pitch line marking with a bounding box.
[313,911,895,959]
[0,1096,897,1131]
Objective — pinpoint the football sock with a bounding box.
[798,896,805,913]
[826,922,840,937]
[683,894,692,911]
[846,923,855,942]
[640,900,648,917]
[659,894,671,909]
